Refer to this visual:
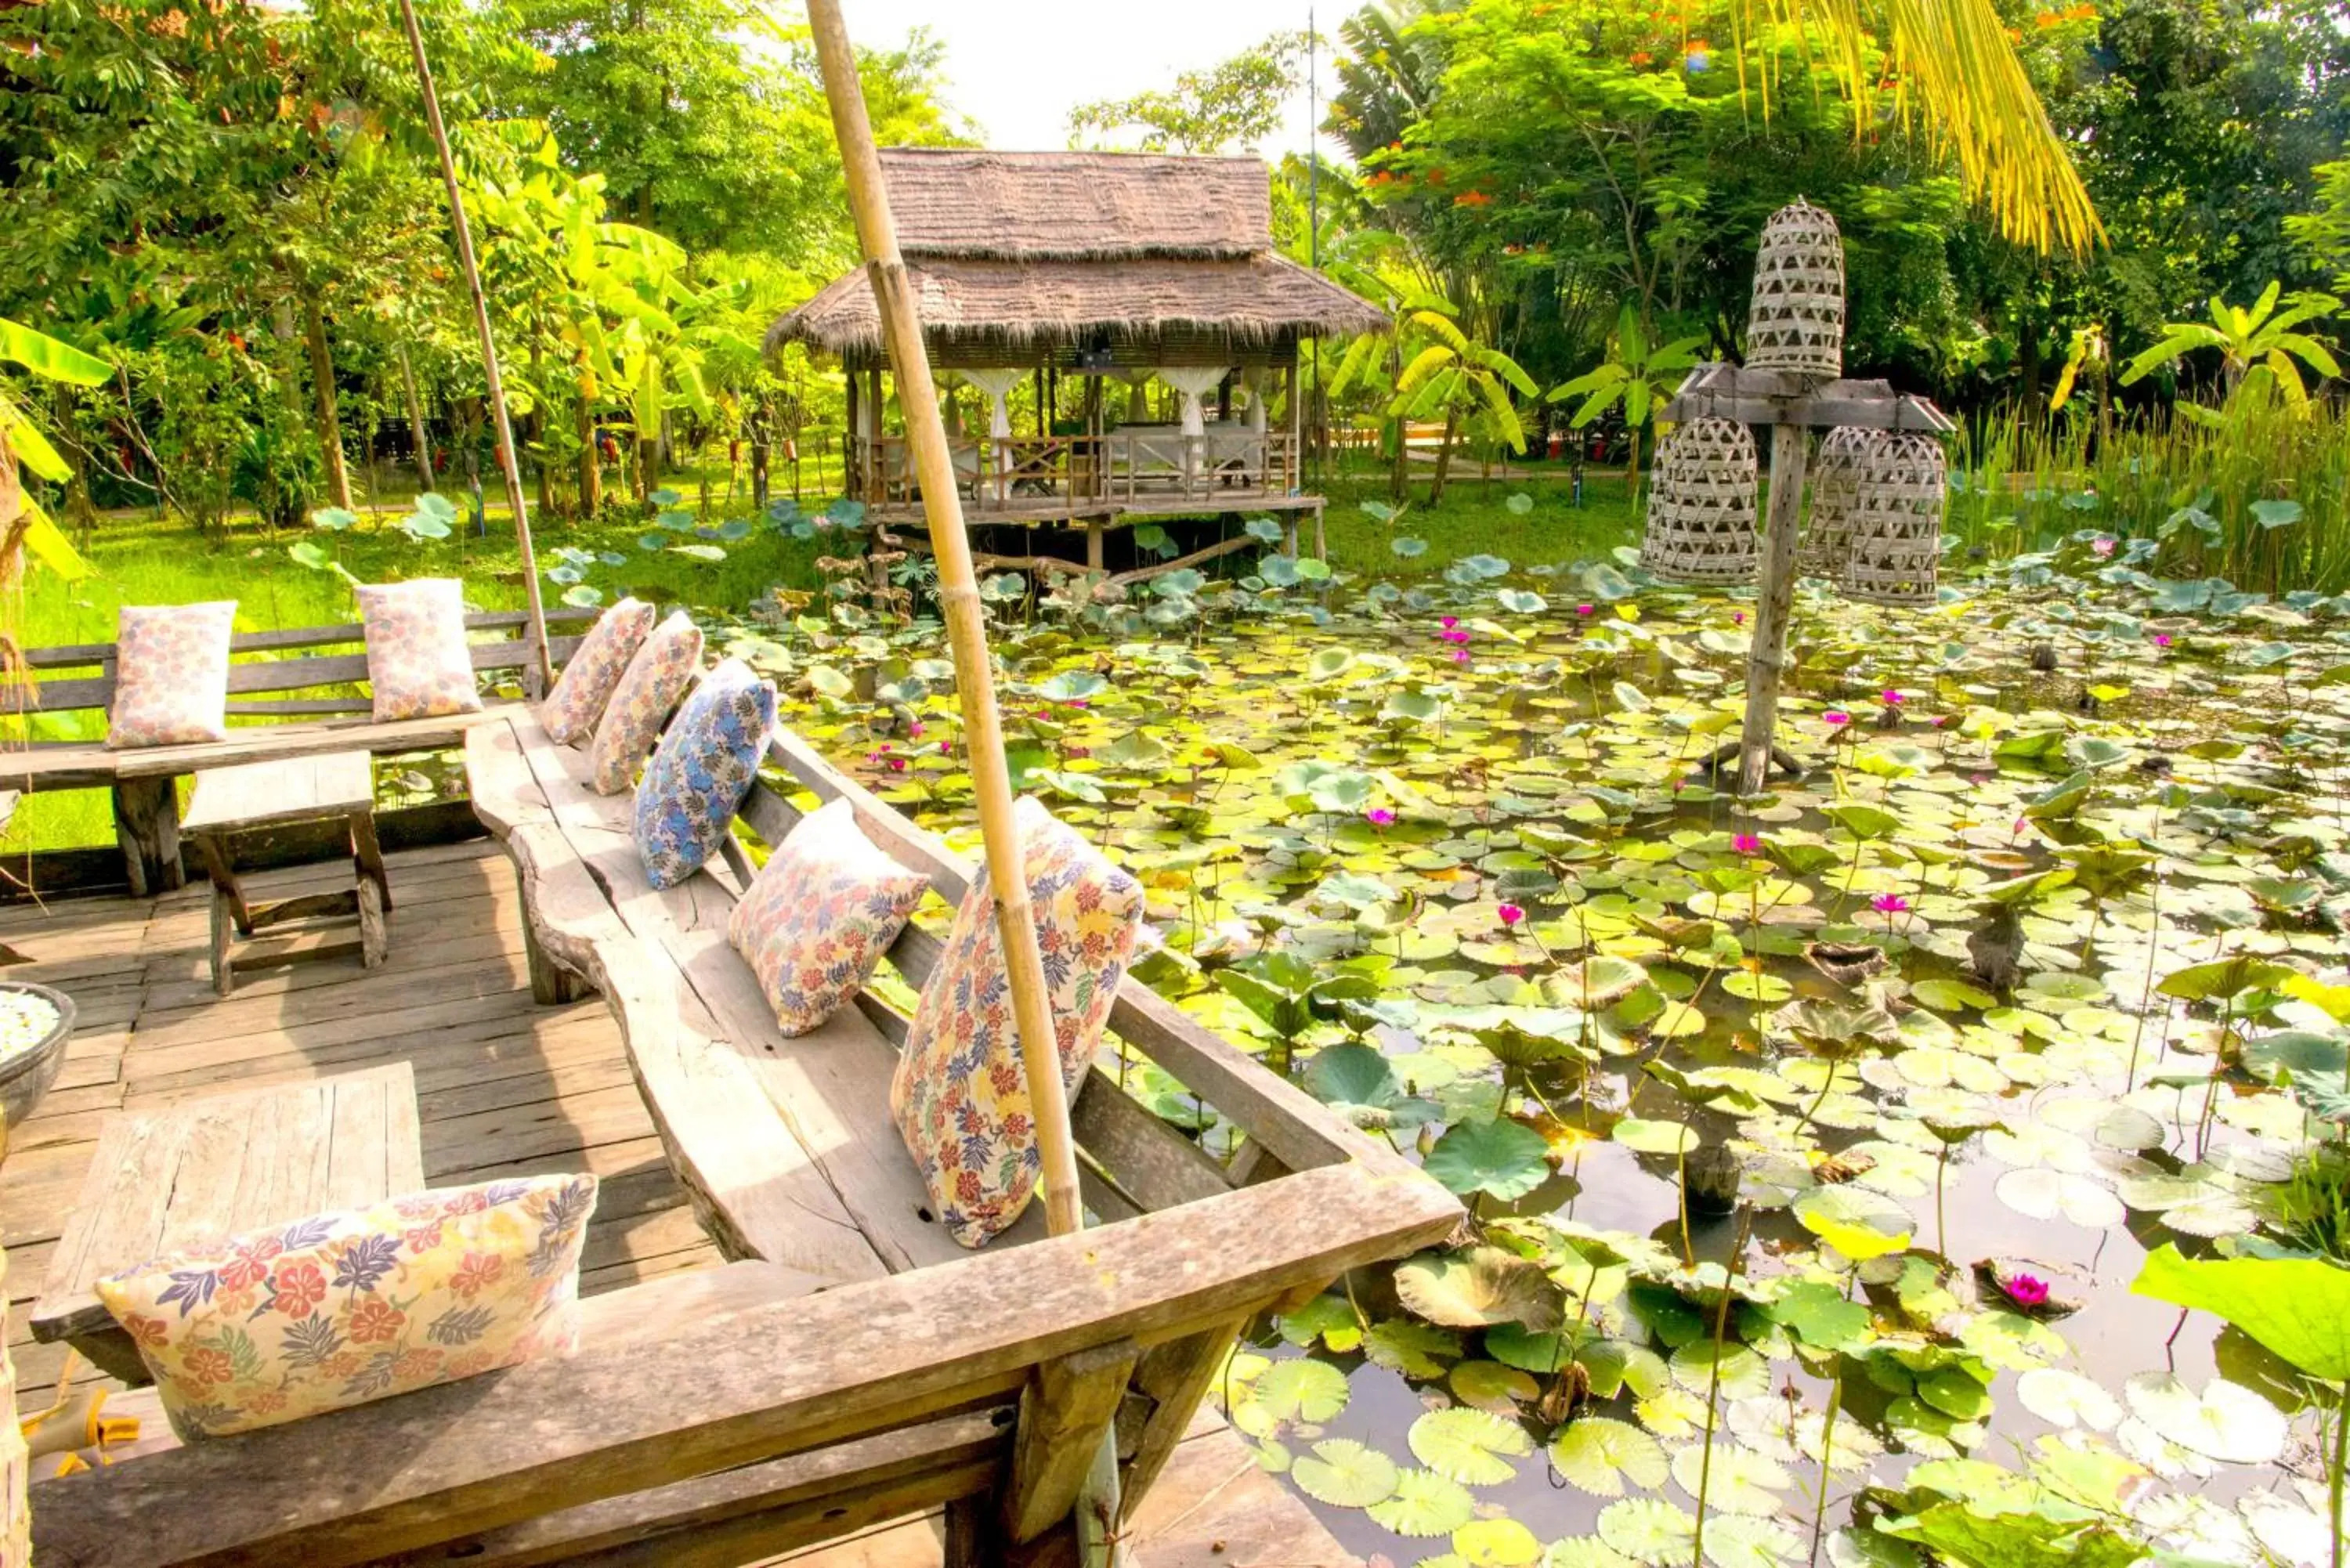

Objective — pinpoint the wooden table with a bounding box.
[183,749,389,996]
[29,1063,424,1385]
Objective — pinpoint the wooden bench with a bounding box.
[24,690,1462,1566]
[4,609,593,898]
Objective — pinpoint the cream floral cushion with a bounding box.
[633,658,775,890]
[891,797,1144,1248]
[357,578,482,722]
[95,1174,597,1440]
[588,611,703,795]
[106,601,237,749]
[540,598,655,746]
[728,797,930,1035]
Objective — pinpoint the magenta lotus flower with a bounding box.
[2153,633,2172,649]
[908,721,926,737]
[1441,627,1470,645]
[1733,611,1746,626]
[2004,1272,2050,1307]
[1733,833,1762,855]
[1454,649,1471,663]
[1931,715,1950,728]
[885,757,907,773]
[1882,690,1904,706]
[938,740,953,754]
[1575,604,1595,616]
[1365,807,1397,827]
[1441,616,1459,630]
[1824,710,1851,726]
[1497,903,1525,927]
[1871,893,1909,914]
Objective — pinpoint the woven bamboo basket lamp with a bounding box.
[1797,425,1873,579]
[1640,416,1759,583]
[1745,201,1846,381]
[1841,431,1946,605]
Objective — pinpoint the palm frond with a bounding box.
[1753,0,2101,255]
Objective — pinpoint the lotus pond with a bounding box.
[730,536,2350,1568]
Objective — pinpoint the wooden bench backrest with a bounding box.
[15,608,598,721]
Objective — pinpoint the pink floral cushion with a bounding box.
[891,797,1144,1248]
[357,579,482,722]
[588,612,703,795]
[540,598,655,746]
[94,1174,597,1440]
[106,601,237,749]
[728,797,930,1035]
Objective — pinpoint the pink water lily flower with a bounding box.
[1733,833,1762,855]
[1575,604,1595,616]
[1824,710,1851,727]
[1733,611,1746,627]
[2153,633,2173,649]
[1882,690,1904,706]
[1441,616,1459,630]
[1365,807,1397,827]
[1453,649,1471,663]
[1497,903,1525,927]
[885,757,907,773]
[1871,893,1910,914]
[2091,537,2117,558]
[938,740,953,754]
[2005,1272,2050,1307]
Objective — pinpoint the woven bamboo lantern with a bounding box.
[1841,431,1946,605]
[1797,426,1873,579]
[1745,201,1846,381]
[1641,416,1759,583]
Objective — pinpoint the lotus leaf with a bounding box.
[1549,1417,1668,1498]
[1367,1468,1477,1537]
[1290,1437,1400,1508]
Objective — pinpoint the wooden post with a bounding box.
[396,0,551,692]
[1085,522,1104,571]
[111,777,181,898]
[844,368,862,500]
[1003,1340,1138,1549]
[1122,1314,1249,1505]
[1737,424,1811,795]
[1285,358,1300,493]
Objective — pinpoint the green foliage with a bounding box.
[1067,30,1309,154]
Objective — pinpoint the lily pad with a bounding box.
[1549,1416,1668,1498]
[1250,1357,1350,1423]
[1290,1438,1400,1507]
[1994,1167,2127,1229]
[2121,1371,2287,1465]
[1367,1467,1478,1537]
[1597,1498,1699,1565]
[1409,1406,1535,1485]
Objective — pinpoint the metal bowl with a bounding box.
[0,981,76,1144]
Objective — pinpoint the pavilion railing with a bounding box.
[848,430,1299,512]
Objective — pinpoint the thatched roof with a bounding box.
[769,150,1384,358]
[878,148,1267,261]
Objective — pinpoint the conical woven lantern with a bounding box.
[1798,426,1873,579]
[1842,431,1946,605]
[1746,201,1846,381]
[1641,416,1759,584]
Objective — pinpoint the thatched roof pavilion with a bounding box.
[768,149,1385,364]
[770,150,1378,564]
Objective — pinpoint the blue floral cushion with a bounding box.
[632,658,776,890]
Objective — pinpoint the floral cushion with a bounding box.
[93,1174,597,1440]
[357,578,483,723]
[106,601,237,749]
[728,797,931,1035]
[540,598,655,746]
[588,611,703,795]
[891,797,1144,1248]
[633,658,775,890]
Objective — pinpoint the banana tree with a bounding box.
[1390,306,1537,507]
[2118,283,2342,425]
[1547,302,1706,492]
[0,320,107,583]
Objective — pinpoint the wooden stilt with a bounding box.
[1003,1341,1140,1548]
[1121,1315,1247,1508]
[1737,425,1811,794]
[1084,522,1104,571]
[111,776,182,898]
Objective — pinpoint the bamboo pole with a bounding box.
[396,0,553,692]
[803,0,1083,1241]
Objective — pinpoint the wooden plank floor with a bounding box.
[3,840,722,1421]
[1,840,1358,1567]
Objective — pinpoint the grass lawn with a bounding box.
[9,457,1642,853]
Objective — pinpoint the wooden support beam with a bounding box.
[1737,424,1811,795]
[1120,1315,1248,1510]
[1104,533,1253,590]
[1004,1340,1140,1548]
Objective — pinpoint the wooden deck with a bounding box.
[0,837,1362,1567]
[3,839,721,1422]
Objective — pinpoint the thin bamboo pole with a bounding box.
[396,0,552,692]
[804,0,1084,1241]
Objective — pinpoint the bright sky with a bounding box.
[840,0,1338,158]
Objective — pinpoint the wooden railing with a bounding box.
[848,428,1300,511]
